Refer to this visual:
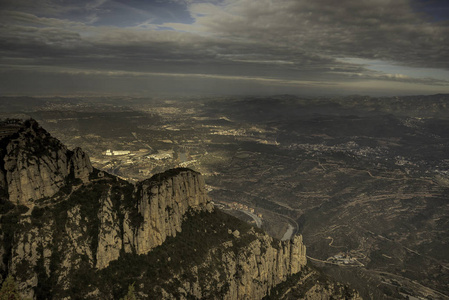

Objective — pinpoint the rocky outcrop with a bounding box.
[0,119,92,206]
[168,233,307,300]
[69,147,93,183]
[132,170,212,254]
[96,188,122,269]
[5,167,213,298]
[303,283,362,300]
[4,163,306,300]
[10,219,54,300]
[95,169,212,269]
[267,263,363,300]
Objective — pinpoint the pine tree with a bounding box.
[120,283,137,300]
[0,275,22,300]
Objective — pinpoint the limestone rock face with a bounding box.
[96,188,123,269]
[93,169,213,269]
[133,170,212,254]
[5,168,214,298]
[70,147,93,183]
[0,120,93,206]
[10,219,54,300]
[165,233,307,300]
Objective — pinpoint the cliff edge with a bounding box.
[0,119,92,206]
[0,120,358,300]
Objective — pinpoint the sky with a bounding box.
[0,0,449,97]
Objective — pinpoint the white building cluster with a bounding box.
[148,150,173,160]
[104,149,131,156]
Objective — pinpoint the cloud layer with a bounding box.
[0,0,448,96]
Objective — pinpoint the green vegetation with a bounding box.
[263,264,359,300]
[0,205,28,281]
[117,182,142,229]
[144,168,196,186]
[0,198,15,215]
[120,284,137,300]
[0,275,22,300]
[94,209,260,298]
[34,246,52,300]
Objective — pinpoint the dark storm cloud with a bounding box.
[0,0,108,18]
[0,0,448,95]
[0,9,359,78]
[185,0,449,69]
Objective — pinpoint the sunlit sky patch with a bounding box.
[0,0,448,96]
[340,58,449,82]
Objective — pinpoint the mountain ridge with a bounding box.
[0,119,359,299]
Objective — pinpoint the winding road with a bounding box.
[240,209,263,228]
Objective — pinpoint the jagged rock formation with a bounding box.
[132,171,212,255]
[94,169,213,269]
[4,167,214,298]
[163,233,307,299]
[0,120,357,300]
[0,119,92,206]
[265,263,362,300]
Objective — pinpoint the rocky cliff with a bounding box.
[161,232,307,300]
[3,167,215,299]
[0,119,92,206]
[0,120,357,300]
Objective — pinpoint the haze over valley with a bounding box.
[2,94,449,299]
